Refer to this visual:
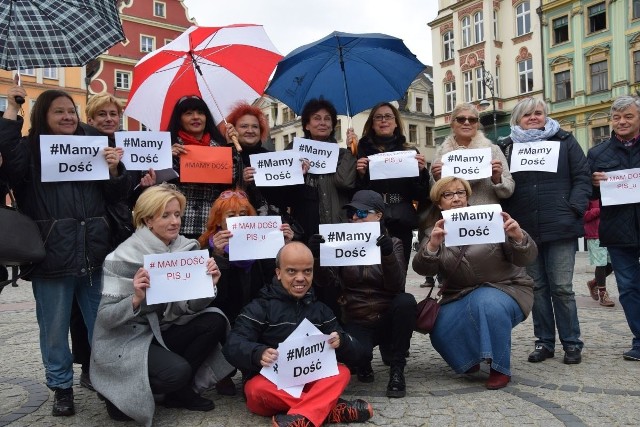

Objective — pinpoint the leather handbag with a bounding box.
[414,245,468,334]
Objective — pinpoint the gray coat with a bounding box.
[91,227,233,426]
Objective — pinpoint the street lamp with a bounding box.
[478,60,497,143]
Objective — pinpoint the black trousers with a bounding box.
[344,292,417,369]
[148,312,227,395]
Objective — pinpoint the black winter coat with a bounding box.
[0,116,129,278]
[501,129,591,244]
[222,279,363,379]
[587,134,640,247]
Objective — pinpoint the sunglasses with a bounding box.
[454,116,479,124]
[219,190,248,200]
[346,208,376,219]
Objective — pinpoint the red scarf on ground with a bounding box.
[178,130,211,146]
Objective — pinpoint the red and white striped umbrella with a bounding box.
[125,24,282,131]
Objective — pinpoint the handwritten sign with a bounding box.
[249,151,304,187]
[368,150,419,180]
[441,147,492,180]
[293,137,339,174]
[509,140,560,173]
[318,222,381,266]
[226,216,284,261]
[600,168,640,206]
[179,146,233,183]
[442,204,504,247]
[40,135,109,182]
[144,250,214,304]
[115,131,172,171]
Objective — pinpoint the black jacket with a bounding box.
[222,279,363,379]
[587,134,640,247]
[501,129,591,244]
[0,116,129,278]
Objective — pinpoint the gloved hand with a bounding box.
[308,234,325,258]
[376,234,394,256]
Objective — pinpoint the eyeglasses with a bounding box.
[441,190,467,200]
[219,190,248,200]
[372,114,395,122]
[346,208,376,219]
[454,116,479,125]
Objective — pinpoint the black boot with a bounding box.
[52,387,75,416]
[386,366,406,398]
[105,399,133,421]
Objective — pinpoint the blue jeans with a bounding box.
[526,239,583,352]
[607,246,640,350]
[32,271,103,389]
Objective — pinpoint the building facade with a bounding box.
[541,0,640,151]
[429,0,544,144]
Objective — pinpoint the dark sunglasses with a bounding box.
[346,208,376,219]
[454,116,479,124]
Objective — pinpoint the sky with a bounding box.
[182,0,440,66]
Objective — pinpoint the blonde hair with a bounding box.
[133,184,186,228]
[86,93,123,120]
[429,176,473,203]
[510,97,548,126]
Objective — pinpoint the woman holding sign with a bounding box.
[501,98,591,365]
[413,177,537,389]
[0,84,129,417]
[430,103,514,205]
[167,95,240,240]
[354,102,429,268]
[91,184,232,425]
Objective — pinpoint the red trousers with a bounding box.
[244,364,351,427]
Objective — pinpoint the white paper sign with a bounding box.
[249,150,304,187]
[368,150,419,180]
[40,135,109,182]
[144,250,214,304]
[600,168,640,206]
[440,147,492,180]
[509,140,560,173]
[293,137,339,174]
[442,204,505,247]
[318,222,381,266]
[115,131,172,171]
[226,216,284,260]
[275,334,338,389]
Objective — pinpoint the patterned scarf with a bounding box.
[509,118,561,143]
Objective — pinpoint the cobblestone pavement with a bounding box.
[1,252,639,426]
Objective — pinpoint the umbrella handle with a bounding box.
[231,135,242,153]
[349,134,358,157]
[14,96,25,105]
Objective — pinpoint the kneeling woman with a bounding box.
[412,177,536,389]
[91,184,233,425]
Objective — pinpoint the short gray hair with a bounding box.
[611,95,640,115]
[510,97,548,126]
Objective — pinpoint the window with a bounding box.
[553,16,569,44]
[154,1,166,17]
[493,10,499,41]
[115,71,132,90]
[590,60,608,92]
[409,125,417,143]
[554,70,571,101]
[588,2,606,33]
[0,96,7,112]
[518,59,533,94]
[290,132,297,141]
[335,119,342,140]
[425,127,433,146]
[119,115,126,131]
[21,69,35,76]
[164,39,173,46]
[140,123,148,131]
[443,31,455,61]
[591,125,610,146]
[476,67,485,100]
[416,97,423,112]
[140,35,155,53]
[42,68,58,79]
[516,2,531,36]
[461,16,471,47]
[495,66,500,96]
[283,134,290,146]
[474,12,484,43]
[634,0,640,19]
[463,71,474,103]
[444,82,456,113]
[634,51,640,82]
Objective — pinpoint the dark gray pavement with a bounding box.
[1,251,638,426]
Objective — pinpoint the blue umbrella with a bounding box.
[265,31,426,118]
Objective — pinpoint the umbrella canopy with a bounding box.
[124,24,282,131]
[0,0,125,70]
[265,31,426,117]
